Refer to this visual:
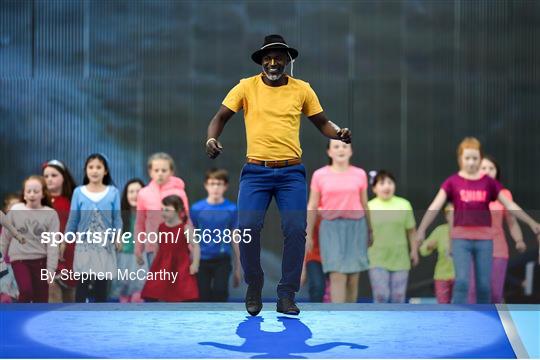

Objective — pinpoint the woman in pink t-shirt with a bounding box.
[468,155,526,303]
[417,137,540,304]
[306,139,372,303]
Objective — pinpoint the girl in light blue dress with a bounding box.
[66,153,122,302]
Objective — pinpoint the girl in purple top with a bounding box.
[417,137,540,304]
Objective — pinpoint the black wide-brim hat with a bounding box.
[251,34,299,65]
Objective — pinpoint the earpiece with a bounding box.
[288,52,294,77]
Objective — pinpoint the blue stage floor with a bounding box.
[1,303,538,358]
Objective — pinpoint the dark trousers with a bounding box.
[11,258,49,303]
[197,255,232,302]
[76,279,110,303]
[306,260,326,302]
[237,163,307,299]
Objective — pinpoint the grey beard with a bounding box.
[262,67,283,81]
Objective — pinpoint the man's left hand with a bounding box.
[337,128,351,144]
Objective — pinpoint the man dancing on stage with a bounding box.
[205,34,351,316]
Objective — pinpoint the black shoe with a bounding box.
[276,297,300,315]
[245,285,263,316]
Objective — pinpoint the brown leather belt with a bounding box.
[247,157,302,168]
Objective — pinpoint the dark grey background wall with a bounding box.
[1,0,539,298]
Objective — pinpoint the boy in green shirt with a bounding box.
[419,204,455,303]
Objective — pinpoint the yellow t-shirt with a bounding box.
[222,74,323,161]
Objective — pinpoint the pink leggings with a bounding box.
[468,257,508,304]
[434,279,455,304]
[369,267,409,303]
[11,258,49,303]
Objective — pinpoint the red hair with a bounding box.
[456,137,483,167]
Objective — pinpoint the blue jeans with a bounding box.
[237,163,307,299]
[306,261,326,302]
[451,239,493,304]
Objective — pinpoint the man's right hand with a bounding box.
[336,127,352,144]
[206,138,223,159]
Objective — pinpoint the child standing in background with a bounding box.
[368,170,419,303]
[191,169,241,302]
[135,153,190,268]
[467,155,526,303]
[1,176,60,302]
[111,178,147,303]
[417,137,540,304]
[300,218,327,302]
[0,193,21,302]
[141,195,199,302]
[420,204,455,304]
[66,153,122,303]
[42,159,78,303]
[307,139,371,303]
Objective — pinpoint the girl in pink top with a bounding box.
[135,153,190,267]
[307,139,372,303]
[418,137,540,304]
[467,155,526,303]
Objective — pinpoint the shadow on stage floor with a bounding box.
[1,303,534,358]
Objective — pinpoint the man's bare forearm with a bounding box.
[308,112,351,143]
[320,120,342,139]
[207,116,227,140]
[207,105,235,140]
[309,113,340,138]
